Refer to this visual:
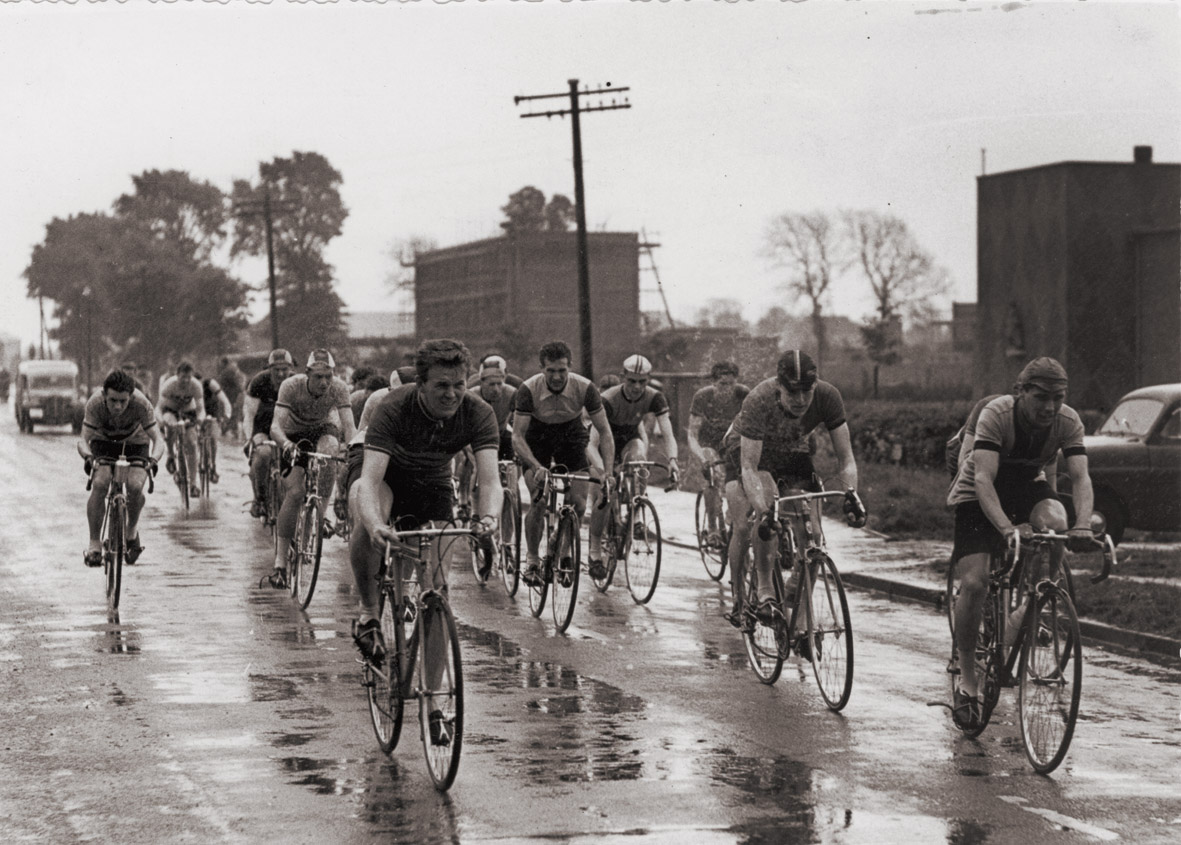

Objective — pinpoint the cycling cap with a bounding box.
[1017,356,1068,391]
[389,370,402,388]
[479,355,507,380]
[306,348,336,372]
[776,350,818,389]
[268,349,293,366]
[622,354,652,376]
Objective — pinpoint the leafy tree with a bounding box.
[114,169,228,262]
[543,193,575,232]
[500,186,577,235]
[763,211,845,364]
[231,151,349,349]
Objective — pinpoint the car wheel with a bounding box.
[1093,490,1125,546]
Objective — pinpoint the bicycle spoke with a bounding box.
[1019,587,1082,773]
[625,497,661,605]
[550,513,581,633]
[419,597,463,790]
[805,554,854,711]
[741,553,784,684]
[368,589,403,754]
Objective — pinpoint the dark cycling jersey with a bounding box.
[948,394,1085,506]
[83,389,156,445]
[602,384,669,439]
[721,378,846,476]
[476,383,517,432]
[945,394,1002,476]
[689,382,750,450]
[247,371,284,437]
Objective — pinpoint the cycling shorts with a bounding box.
[385,469,454,529]
[284,422,341,450]
[344,442,364,492]
[525,418,590,473]
[952,480,1059,563]
[91,439,149,461]
[723,445,817,492]
[497,429,514,462]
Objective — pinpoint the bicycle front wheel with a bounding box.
[803,553,854,711]
[550,512,581,633]
[499,491,521,597]
[290,502,322,610]
[177,448,190,511]
[696,490,728,582]
[199,437,211,499]
[368,586,403,754]
[946,558,962,639]
[106,499,125,610]
[741,552,784,685]
[625,497,661,605]
[1018,585,1082,774]
[419,594,464,791]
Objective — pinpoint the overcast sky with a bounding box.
[2,0,1177,349]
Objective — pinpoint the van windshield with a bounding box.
[29,374,76,390]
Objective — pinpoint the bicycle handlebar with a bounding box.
[87,455,157,494]
[1007,530,1117,585]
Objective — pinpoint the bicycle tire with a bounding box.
[696,490,728,582]
[498,491,521,596]
[593,503,622,594]
[803,553,854,711]
[1018,585,1082,774]
[527,515,549,618]
[266,471,281,536]
[290,502,322,610]
[550,511,581,633]
[955,596,1002,738]
[741,551,784,684]
[199,433,211,499]
[419,594,464,791]
[369,587,403,754]
[946,559,961,639]
[177,439,190,512]
[625,497,661,605]
[106,498,125,611]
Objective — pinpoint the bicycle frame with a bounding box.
[88,450,154,609]
[285,448,342,610]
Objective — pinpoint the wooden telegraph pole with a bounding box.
[232,189,298,350]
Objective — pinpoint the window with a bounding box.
[1159,408,1181,440]
[1098,398,1163,437]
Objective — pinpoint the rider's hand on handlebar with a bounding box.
[1004,523,1035,546]
[1066,527,1101,553]
[280,441,297,463]
[843,489,867,528]
[371,523,400,550]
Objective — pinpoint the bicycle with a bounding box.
[284,445,344,610]
[247,439,284,536]
[197,418,218,500]
[487,459,521,596]
[739,489,864,711]
[359,525,492,791]
[939,530,1114,774]
[591,460,665,605]
[87,447,156,610]
[695,460,731,582]
[525,468,601,633]
[165,418,198,511]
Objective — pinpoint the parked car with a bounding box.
[14,360,85,434]
[1059,383,1181,544]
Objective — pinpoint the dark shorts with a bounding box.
[526,418,590,472]
[952,480,1060,563]
[722,443,817,491]
[285,422,341,448]
[344,442,364,492]
[612,426,643,462]
[91,439,149,460]
[384,468,454,529]
[497,429,514,461]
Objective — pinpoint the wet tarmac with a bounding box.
[1,419,1178,844]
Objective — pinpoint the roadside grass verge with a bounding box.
[856,463,954,540]
[1069,545,1181,640]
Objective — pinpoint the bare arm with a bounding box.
[1063,453,1093,530]
[686,414,706,462]
[972,450,1015,536]
[655,413,677,462]
[336,405,357,444]
[472,448,503,522]
[511,414,543,472]
[827,422,858,491]
[357,448,393,541]
[739,435,769,514]
[270,406,293,449]
[588,407,615,477]
[243,395,261,435]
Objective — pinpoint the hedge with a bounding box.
[846,400,976,470]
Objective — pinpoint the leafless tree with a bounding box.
[763,211,844,363]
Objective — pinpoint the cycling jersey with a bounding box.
[275,374,352,435]
[602,384,669,434]
[947,394,1086,506]
[689,382,750,450]
[158,376,204,416]
[83,389,156,445]
[722,378,846,476]
[515,372,602,430]
[477,383,517,432]
[247,371,284,437]
[364,384,499,484]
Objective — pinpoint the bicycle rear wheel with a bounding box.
[105,499,125,610]
[593,507,621,594]
[953,596,1002,738]
[266,471,281,536]
[368,586,403,754]
[499,491,521,597]
[419,594,464,791]
[625,497,661,605]
[199,435,211,499]
[741,552,784,685]
[1018,586,1082,774]
[696,490,728,582]
[803,553,854,711]
[550,512,581,633]
[946,559,962,639]
[177,446,190,511]
[290,502,322,610]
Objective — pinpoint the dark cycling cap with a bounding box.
[268,349,294,366]
[777,349,818,389]
[1018,357,1068,391]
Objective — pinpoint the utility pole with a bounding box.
[232,189,297,350]
[514,79,630,381]
[38,294,46,359]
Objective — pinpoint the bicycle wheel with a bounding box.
[419,594,464,791]
[741,551,784,685]
[290,502,322,610]
[946,558,961,639]
[550,512,581,633]
[803,553,854,711]
[1018,586,1082,774]
[696,490,728,582]
[954,595,1002,738]
[266,471,281,535]
[177,444,190,511]
[105,499,125,610]
[593,503,621,594]
[499,491,521,597]
[368,586,403,753]
[199,435,211,499]
[625,497,661,605]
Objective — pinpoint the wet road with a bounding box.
[1,418,1178,844]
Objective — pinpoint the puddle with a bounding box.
[277,756,368,795]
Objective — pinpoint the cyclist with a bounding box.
[349,339,501,678]
[262,349,355,589]
[79,369,163,567]
[348,367,377,425]
[947,357,1097,727]
[587,354,678,579]
[198,374,233,484]
[687,360,750,548]
[156,361,206,499]
[721,350,864,630]
[946,392,1004,477]
[244,349,294,518]
[466,351,525,389]
[513,341,614,587]
[456,355,517,515]
[217,356,246,440]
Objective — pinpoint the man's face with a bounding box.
[480,373,505,402]
[270,363,292,384]
[104,389,132,416]
[1020,385,1065,430]
[176,371,193,389]
[713,374,737,393]
[421,365,467,419]
[542,357,570,393]
[623,374,648,401]
[307,370,332,396]
[777,382,815,417]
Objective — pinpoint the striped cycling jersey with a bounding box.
[84,389,156,444]
[275,374,351,433]
[514,372,602,432]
